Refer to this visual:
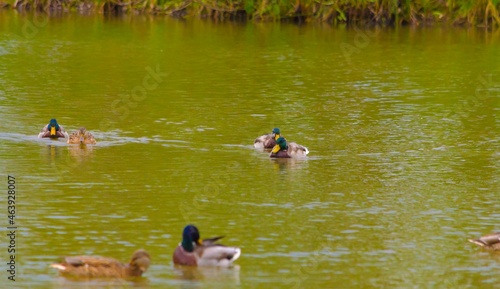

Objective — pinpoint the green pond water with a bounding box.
[0,10,499,289]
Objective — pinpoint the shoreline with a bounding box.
[1,0,500,28]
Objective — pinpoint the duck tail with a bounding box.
[231,248,241,262]
[50,263,67,271]
[254,141,265,150]
[468,239,486,247]
[254,135,267,149]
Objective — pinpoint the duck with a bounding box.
[270,137,309,158]
[50,249,150,278]
[67,127,97,145]
[173,225,241,267]
[468,232,500,250]
[254,128,282,149]
[38,119,69,138]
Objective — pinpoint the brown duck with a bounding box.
[67,127,97,145]
[469,232,500,250]
[173,225,241,267]
[50,249,150,278]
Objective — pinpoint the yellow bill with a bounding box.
[50,127,56,136]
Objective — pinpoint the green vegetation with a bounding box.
[2,0,500,27]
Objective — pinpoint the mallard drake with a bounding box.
[270,137,309,158]
[67,127,97,145]
[254,128,281,149]
[38,119,69,138]
[469,232,500,250]
[173,225,241,267]
[50,249,150,278]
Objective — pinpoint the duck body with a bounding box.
[67,127,96,145]
[254,128,281,149]
[51,249,150,278]
[469,232,500,250]
[270,149,291,158]
[270,137,309,158]
[286,142,309,157]
[173,225,241,267]
[38,119,68,139]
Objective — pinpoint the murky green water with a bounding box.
[0,10,499,288]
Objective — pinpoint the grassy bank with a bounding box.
[2,0,500,27]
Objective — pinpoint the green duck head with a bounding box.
[272,128,281,140]
[47,119,60,136]
[276,137,288,150]
[181,225,202,252]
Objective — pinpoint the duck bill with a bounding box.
[197,239,203,246]
[79,136,84,143]
[50,127,56,136]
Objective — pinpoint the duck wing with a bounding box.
[65,255,123,267]
[84,132,97,144]
[51,255,125,277]
[196,245,241,267]
[288,142,309,156]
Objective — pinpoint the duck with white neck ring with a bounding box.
[173,225,241,267]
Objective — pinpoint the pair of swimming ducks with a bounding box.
[50,229,500,278]
[38,119,96,145]
[254,128,309,158]
[51,225,241,278]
